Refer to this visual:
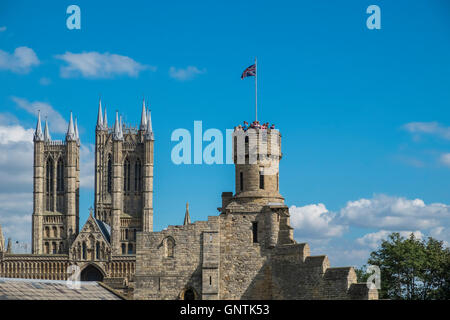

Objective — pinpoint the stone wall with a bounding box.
[134,217,220,300]
[135,207,378,300]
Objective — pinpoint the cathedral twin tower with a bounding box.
[31,100,155,256]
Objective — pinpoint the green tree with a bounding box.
[364,232,450,300]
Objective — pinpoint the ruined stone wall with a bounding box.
[134,217,220,300]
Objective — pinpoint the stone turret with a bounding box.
[143,108,154,232]
[232,126,283,205]
[32,112,45,254]
[183,202,191,225]
[65,112,80,248]
[111,111,124,254]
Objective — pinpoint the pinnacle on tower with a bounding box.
[140,98,147,130]
[113,111,123,141]
[183,202,191,225]
[97,99,104,130]
[145,110,154,140]
[66,112,76,142]
[104,106,108,129]
[119,115,124,137]
[0,222,4,253]
[34,111,44,142]
[74,117,80,145]
[43,118,51,142]
[6,238,11,254]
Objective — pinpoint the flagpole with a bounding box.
[255,57,257,122]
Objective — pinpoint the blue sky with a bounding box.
[0,0,449,266]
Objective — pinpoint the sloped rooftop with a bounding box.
[0,277,123,300]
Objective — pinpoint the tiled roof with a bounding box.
[0,277,123,300]
[95,219,111,243]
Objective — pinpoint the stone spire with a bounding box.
[34,111,44,142]
[113,111,123,141]
[120,115,124,137]
[97,98,103,130]
[0,222,4,252]
[74,117,80,145]
[145,110,154,140]
[6,238,12,254]
[183,202,191,225]
[66,112,76,141]
[43,118,51,142]
[103,106,108,129]
[140,98,147,130]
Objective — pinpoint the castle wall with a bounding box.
[134,217,220,300]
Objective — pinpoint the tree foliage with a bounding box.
[358,232,450,300]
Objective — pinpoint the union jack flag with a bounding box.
[241,64,256,79]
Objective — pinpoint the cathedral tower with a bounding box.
[32,112,80,254]
[94,99,154,255]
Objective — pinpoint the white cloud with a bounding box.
[288,194,450,267]
[80,144,95,189]
[0,124,34,144]
[339,194,450,230]
[39,77,51,86]
[55,51,154,78]
[0,46,40,73]
[440,153,450,167]
[403,122,450,140]
[0,122,34,245]
[356,230,423,249]
[0,119,95,247]
[11,96,68,133]
[289,203,346,240]
[0,26,6,32]
[169,66,206,81]
[0,124,33,194]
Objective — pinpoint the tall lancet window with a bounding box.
[134,158,142,192]
[45,158,54,211]
[124,158,131,192]
[107,154,112,194]
[57,158,64,191]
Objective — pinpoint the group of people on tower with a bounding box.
[235,120,275,132]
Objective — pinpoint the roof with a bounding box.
[95,219,111,243]
[0,278,123,300]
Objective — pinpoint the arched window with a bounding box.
[96,242,100,260]
[259,169,264,190]
[59,242,64,253]
[128,243,133,254]
[134,159,142,191]
[107,154,112,194]
[45,158,54,211]
[82,242,87,260]
[166,237,175,258]
[184,288,196,300]
[240,172,244,191]
[52,242,57,254]
[45,226,50,238]
[123,158,131,192]
[125,229,129,240]
[60,226,64,239]
[121,243,126,254]
[44,242,49,254]
[52,226,57,238]
[57,158,64,192]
